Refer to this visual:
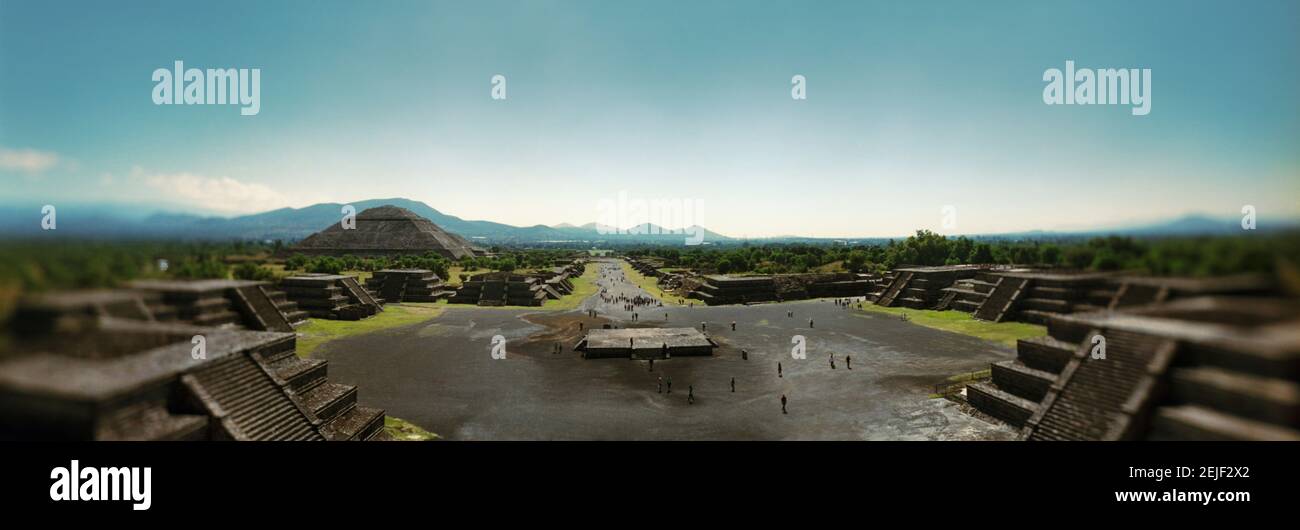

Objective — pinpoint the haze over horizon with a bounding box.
[2,0,1297,238]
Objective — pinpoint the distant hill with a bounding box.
[0,200,1290,245]
[0,198,734,245]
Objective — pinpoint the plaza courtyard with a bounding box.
[315,259,1020,440]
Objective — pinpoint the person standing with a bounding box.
[657,376,663,393]
[778,362,783,378]
[781,394,788,414]
[666,376,672,394]
[846,355,852,370]
[808,318,814,329]
[730,321,736,331]
[730,377,735,392]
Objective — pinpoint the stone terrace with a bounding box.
[574,327,717,359]
[0,291,386,441]
[967,294,1300,440]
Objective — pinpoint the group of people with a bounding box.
[594,261,873,416]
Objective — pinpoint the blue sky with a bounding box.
[1,0,1297,237]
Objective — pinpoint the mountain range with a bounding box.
[0,198,732,245]
[0,198,1290,244]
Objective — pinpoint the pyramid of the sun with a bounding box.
[293,205,481,259]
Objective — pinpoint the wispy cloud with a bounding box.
[0,146,60,175]
[139,169,287,214]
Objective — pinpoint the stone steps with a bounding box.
[325,405,387,441]
[974,277,1029,322]
[1169,366,1300,427]
[188,354,324,441]
[1018,297,1071,313]
[1150,405,1300,441]
[1016,335,1077,373]
[268,355,328,392]
[301,381,358,424]
[991,360,1057,402]
[967,382,1038,428]
[1025,329,1172,440]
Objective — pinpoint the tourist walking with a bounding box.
[688,385,694,404]
[657,376,663,393]
[781,394,787,414]
[730,377,735,392]
[778,362,783,378]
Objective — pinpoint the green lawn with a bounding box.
[384,416,439,441]
[620,261,686,305]
[853,304,1045,347]
[294,303,447,357]
[540,264,598,310]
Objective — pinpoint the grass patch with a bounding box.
[295,303,446,357]
[929,368,994,398]
[446,266,490,286]
[620,261,686,305]
[854,304,1045,347]
[540,264,598,310]
[340,270,374,284]
[384,416,439,441]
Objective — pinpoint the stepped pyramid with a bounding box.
[0,290,388,441]
[129,279,308,331]
[366,269,453,303]
[281,274,383,320]
[966,294,1300,441]
[292,205,482,259]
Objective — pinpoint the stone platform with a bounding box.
[574,327,717,359]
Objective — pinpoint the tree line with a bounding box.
[626,230,1299,277]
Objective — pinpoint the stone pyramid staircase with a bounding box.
[230,284,296,332]
[368,269,451,303]
[969,297,1300,441]
[1023,329,1176,440]
[182,334,387,441]
[967,318,1080,428]
[973,276,1030,322]
[875,271,912,307]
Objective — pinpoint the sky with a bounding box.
[1,0,1297,238]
